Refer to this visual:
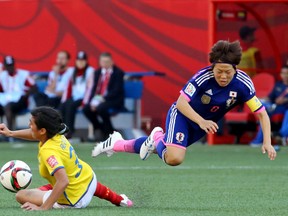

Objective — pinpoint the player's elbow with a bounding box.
[61,178,69,188]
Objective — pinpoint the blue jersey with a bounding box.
[268,81,288,102]
[181,66,262,122]
[163,66,264,148]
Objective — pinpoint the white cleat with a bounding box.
[91,131,123,157]
[140,127,163,160]
[120,194,133,207]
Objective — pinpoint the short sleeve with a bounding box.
[237,71,257,103]
[180,69,213,102]
[40,150,64,176]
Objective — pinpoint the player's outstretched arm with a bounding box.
[0,123,36,141]
[256,110,276,160]
[176,95,218,134]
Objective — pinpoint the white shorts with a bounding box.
[43,173,97,209]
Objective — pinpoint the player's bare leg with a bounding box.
[16,189,47,206]
[163,146,186,166]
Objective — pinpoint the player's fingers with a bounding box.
[212,122,219,129]
[21,204,30,210]
[207,125,217,133]
[269,150,276,160]
[261,146,266,154]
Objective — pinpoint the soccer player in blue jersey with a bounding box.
[92,40,276,166]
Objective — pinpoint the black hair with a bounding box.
[73,64,88,83]
[209,40,242,66]
[31,106,69,139]
[282,64,288,70]
[99,52,112,59]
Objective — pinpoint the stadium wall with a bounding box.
[0,0,287,128]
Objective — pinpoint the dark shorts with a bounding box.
[163,104,206,149]
[0,96,28,115]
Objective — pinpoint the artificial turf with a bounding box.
[0,142,287,216]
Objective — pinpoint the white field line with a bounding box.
[28,165,288,171]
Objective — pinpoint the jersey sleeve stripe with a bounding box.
[236,76,255,94]
[195,71,213,84]
[254,106,265,113]
[237,72,255,91]
[51,166,64,176]
[180,90,191,102]
[197,74,214,86]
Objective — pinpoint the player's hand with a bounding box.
[198,120,218,134]
[275,97,285,105]
[0,123,11,137]
[262,144,276,160]
[21,202,43,211]
[52,64,61,74]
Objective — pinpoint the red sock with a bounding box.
[94,182,123,206]
[38,184,53,191]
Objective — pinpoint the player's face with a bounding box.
[29,117,46,140]
[75,59,87,69]
[29,117,40,139]
[56,52,69,69]
[213,63,236,87]
[99,56,113,69]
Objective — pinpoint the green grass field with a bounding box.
[0,142,287,216]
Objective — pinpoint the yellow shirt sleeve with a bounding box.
[245,96,263,112]
[40,149,64,176]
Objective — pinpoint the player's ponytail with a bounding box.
[58,123,69,135]
[31,106,68,139]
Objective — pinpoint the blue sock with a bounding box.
[156,141,166,159]
[133,136,147,154]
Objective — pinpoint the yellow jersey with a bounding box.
[238,47,259,77]
[38,134,94,206]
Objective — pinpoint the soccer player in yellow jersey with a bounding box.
[0,106,133,210]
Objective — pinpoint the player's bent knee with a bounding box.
[165,155,184,166]
[15,190,28,204]
[165,146,186,166]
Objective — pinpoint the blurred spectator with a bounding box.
[275,109,288,145]
[0,56,37,130]
[238,26,263,77]
[59,51,94,138]
[83,52,124,140]
[34,51,73,108]
[250,65,288,146]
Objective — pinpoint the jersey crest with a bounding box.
[201,95,211,104]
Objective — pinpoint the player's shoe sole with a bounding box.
[120,194,133,207]
[140,127,163,160]
[92,131,123,157]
